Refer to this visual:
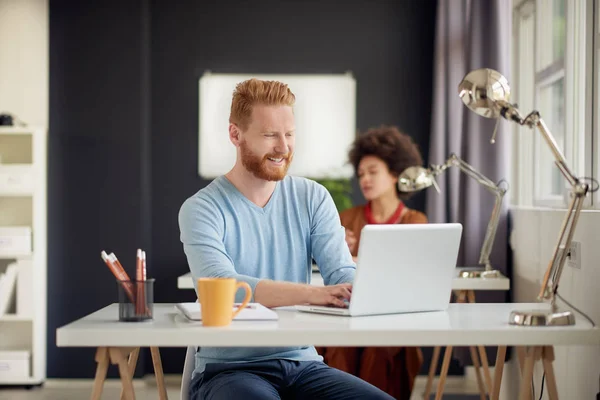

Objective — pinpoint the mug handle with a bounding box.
[231,282,252,319]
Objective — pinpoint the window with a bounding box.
[512,0,595,208]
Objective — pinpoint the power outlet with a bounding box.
[567,241,581,269]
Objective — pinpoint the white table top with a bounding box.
[56,303,598,348]
[177,268,509,291]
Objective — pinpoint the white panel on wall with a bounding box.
[0,0,48,128]
[198,72,356,180]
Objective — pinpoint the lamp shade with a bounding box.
[457,68,511,119]
[397,166,436,192]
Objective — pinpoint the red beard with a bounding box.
[240,141,293,181]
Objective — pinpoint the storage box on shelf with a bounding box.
[0,227,32,257]
[0,165,35,195]
[0,126,46,385]
[0,351,31,381]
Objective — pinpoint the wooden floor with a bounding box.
[0,374,483,400]
[0,378,180,400]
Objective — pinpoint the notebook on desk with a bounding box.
[175,302,278,321]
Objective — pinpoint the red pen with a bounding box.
[101,251,136,304]
[109,252,126,273]
[135,249,144,315]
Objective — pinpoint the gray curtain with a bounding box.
[428,0,512,284]
[427,0,512,367]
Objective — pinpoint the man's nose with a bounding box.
[274,136,288,154]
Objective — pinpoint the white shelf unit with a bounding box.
[0,126,46,385]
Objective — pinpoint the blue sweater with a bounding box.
[178,175,356,378]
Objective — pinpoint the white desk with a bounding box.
[177,267,510,398]
[57,303,597,400]
[57,303,594,348]
[176,268,510,291]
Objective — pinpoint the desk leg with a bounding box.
[490,346,507,400]
[518,346,542,400]
[423,346,441,399]
[466,290,476,304]
[517,346,559,400]
[434,346,453,400]
[477,345,493,393]
[462,290,487,399]
[517,346,525,372]
[150,347,169,400]
[467,290,493,395]
[428,291,466,399]
[431,290,468,400]
[516,346,532,398]
[120,348,140,400]
[541,346,559,400]
[91,347,109,400]
[468,346,487,400]
[109,347,137,400]
[89,347,167,400]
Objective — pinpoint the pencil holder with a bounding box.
[117,279,154,322]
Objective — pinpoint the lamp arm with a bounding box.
[445,153,506,196]
[443,153,507,270]
[520,111,579,185]
[538,192,586,305]
[499,105,590,304]
[478,190,505,270]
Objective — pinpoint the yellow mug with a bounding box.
[197,278,252,327]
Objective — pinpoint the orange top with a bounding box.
[340,204,428,257]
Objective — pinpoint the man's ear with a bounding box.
[229,123,242,147]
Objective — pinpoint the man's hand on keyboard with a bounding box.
[310,284,352,308]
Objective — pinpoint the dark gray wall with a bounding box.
[48,0,151,378]
[48,0,438,378]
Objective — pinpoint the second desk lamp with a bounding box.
[398,154,508,279]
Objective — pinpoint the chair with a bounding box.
[181,298,200,400]
[180,346,197,400]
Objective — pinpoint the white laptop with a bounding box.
[296,223,462,316]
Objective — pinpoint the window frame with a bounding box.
[511,0,596,209]
[593,0,600,206]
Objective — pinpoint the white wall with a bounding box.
[0,0,48,128]
[501,207,600,399]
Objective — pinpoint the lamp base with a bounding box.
[458,268,501,279]
[509,309,575,326]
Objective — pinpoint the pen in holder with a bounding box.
[117,279,154,321]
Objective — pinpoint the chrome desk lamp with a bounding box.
[458,68,591,326]
[398,154,508,279]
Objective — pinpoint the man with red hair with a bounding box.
[179,78,393,399]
